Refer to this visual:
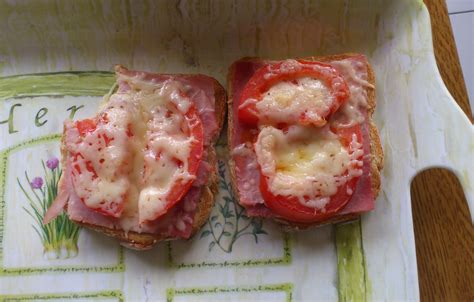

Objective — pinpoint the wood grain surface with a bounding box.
[414,1,473,301]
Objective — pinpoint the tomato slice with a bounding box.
[238,59,349,126]
[157,104,203,218]
[71,113,133,218]
[257,125,364,223]
[71,88,204,222]
[76,119,97,136]
[140,103,204,223]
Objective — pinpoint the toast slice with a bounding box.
[227,54,383,229]
[51,71,226,250]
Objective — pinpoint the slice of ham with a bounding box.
[230,56,375,219]
[192,150,213,187]
[45,68,219,239]
[43,158,70,224]
[339,119,375,214]
[230,60,267,208]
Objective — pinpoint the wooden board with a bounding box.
[415,1,473,300]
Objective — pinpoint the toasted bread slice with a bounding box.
[227,54,383,230]
[63,75,226,250]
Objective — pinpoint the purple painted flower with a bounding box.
[30,177,43,189]
[46,157,59,170]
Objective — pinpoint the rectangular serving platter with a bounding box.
[0,0,472,301]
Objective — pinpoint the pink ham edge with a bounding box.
[43,121,81,224]
[45,67,218,239]
[230,60,267,208]
[43,163,70,224]
[230,56,375,219]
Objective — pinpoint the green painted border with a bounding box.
[166,233,291,269]
[335,219,371,301]
[166,283,293,302]
[0,135,125,275]
[0,71,114,100]
[0,72,125,276]
[0,290,124,302]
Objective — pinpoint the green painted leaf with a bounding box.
[223,232,231,237]
[208,241,216,251]
[200,230,211,238]
[218,204,224,212]
[221,202,234,218]
[211,215,218,222]
[253,234,259,243]
[251,219,264,232]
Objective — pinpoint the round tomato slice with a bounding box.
[256,124,364,223]
[238,59,349,127]
[139,103,204,224]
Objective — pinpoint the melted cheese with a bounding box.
[69,73,195,230]
[330,59,373,128]
[253,77,332,125]
[254,125,363,210]
[71,96,137,212]
[130,77,195,225]
[236,59,372,212]
[264,59,302,79]
[139,105,195,224]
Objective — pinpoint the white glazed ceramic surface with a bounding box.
[0,0,472,301]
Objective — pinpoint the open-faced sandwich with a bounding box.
[44,66,226,249]
[228,54,383,229]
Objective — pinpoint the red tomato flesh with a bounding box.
[71,117,132,218]
[72,103,204,221]
[76,119,96,136]
[141,104,204,223]
[238,60,350,126]
[258,125,363,223]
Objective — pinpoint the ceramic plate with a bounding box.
[0,0,472,301]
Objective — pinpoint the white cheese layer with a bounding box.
[254,125,363,210]
[71,96,138,213]
[330,59,373,128]
[138,104,195,224]
[125,77,195,225]
[252,77,332,125]
[70,74,195,229]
